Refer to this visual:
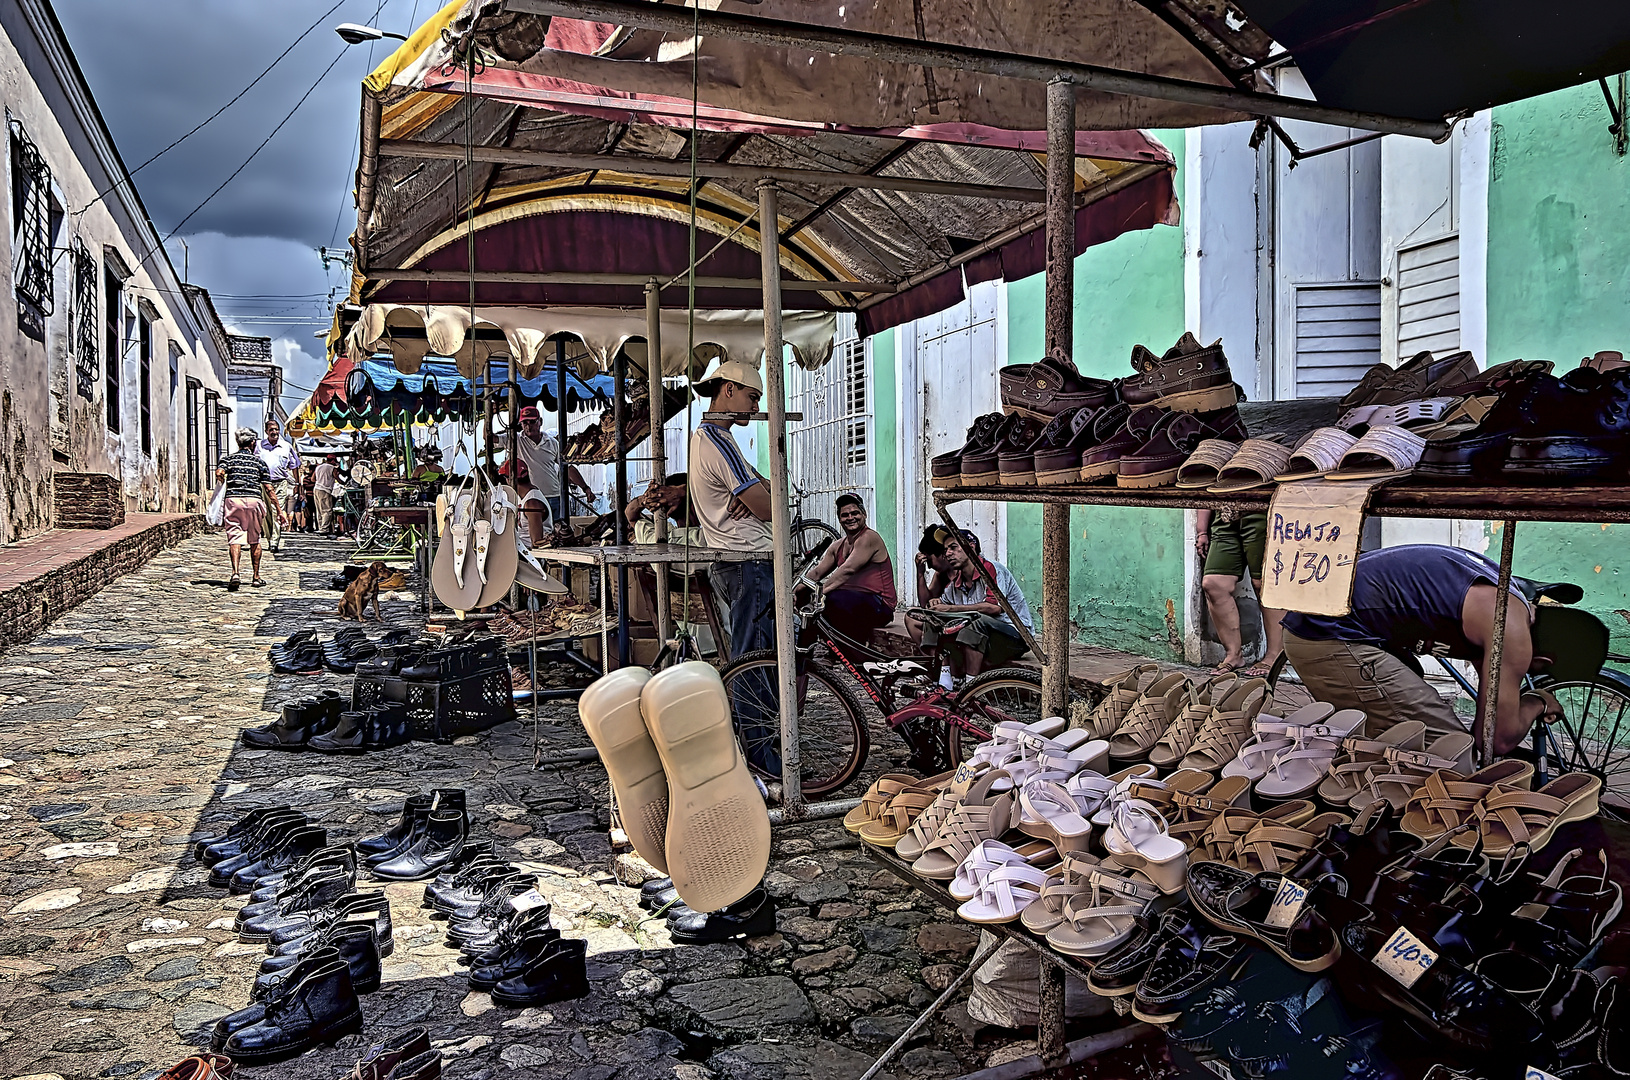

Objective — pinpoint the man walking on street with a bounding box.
[312,457,337,535]
[255,418,300,552]
[516,405,592,522]
[218,428,285,591]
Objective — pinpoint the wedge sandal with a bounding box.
[1073,664,1159,740]
[1016,770,1114,840]
[1457,772,1603,858]
[1148,674,1237,769]
[1315,721,1425,805]
[1347,732,1475,812]
[911,770,1016,880]
[1398,760,1534,841]
[894,764,986,862]
[1106,671,1189,762]
[1103,801,1189,894]
[1017,780,1095,856]
[1251,709,1368,800]
[1177,678,1272,773]
[1218,702,1337,782]
[1020,851,1104,935]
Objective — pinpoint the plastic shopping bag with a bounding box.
[205,483,227,526]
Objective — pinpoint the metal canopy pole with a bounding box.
[1040,78,1075,719]
[613,349,631,667]
[645,280,671,643]
[759,180,804,819]
[1479,519,1518,766]
[506,0,1453,140]
[556,336,572,590]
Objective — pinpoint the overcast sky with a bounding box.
[56,0,431,414]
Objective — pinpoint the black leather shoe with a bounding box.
[490,938,589,1006]
[272,644,326,674]
[230,826,328,894]
[384,1049,443,1080]
[209,947,337,1051]
[352,1027,432,1080]
[365,705,411,749]
[239,871,352,941]
[194,805,292,862]
[463,906,555,966]
[437,868,528,920]
[667,887,774,943]
[268,892,394,955]
[249,845,357,901]
[223,960,364,1065]
[1133,915,1245,1024]
[1085,911,1170,997]
[372,810,467,882]
[423,850,505,910]
[360,796,433,863]
[637,877,675,910]
[256,922,380,998]
[308,711,370,754]
[447,878,540,947]
[469,927,564,991]
[267,630,318,662]
[209,816,309,887]
[242,698,325,750]
[200,808,305,867]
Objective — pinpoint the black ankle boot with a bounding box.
[249,844,357,900]
[268,892,394,956]
[230,826,328,894]
[359,796,433,861]
[209,816,308,887]
[238,873,353,942]
[308,711,368,754]
[222,959,364,1065]
[668,887,775,943]
[255,922,380,998]
[372,810,467,882]
[210,948,339,1052]
[194,806,292,862]
[469,927,564,991]
[242,699,323,750]
[200,808,303,866]
[490,938,589,1006]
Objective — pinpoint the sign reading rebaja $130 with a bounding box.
[1258,481,1372,617]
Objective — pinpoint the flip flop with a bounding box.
[1207,437,1294,494]
[578,668,667,874]
[641,662,771,912]
[475,495,521,608]
[490,484,518,536]
[1315,721,1425,806]
[473,520,493,585]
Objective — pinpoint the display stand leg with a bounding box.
[556,336,572,591]
[1039,77,1076,718]
[645,281,672,644]
[856,936,1004,1080]
[758,180,805,819]
[1478,518,1518,766]
[1037,963,1067,1068]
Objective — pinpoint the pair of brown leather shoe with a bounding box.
[157,1054,233,1080]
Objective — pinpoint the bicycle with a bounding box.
[717,598,1087,796]
[787,481,841,566]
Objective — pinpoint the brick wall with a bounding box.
[0,516,204,648]
[52,473,125,530]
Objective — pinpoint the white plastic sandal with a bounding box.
[949,838,1057,902]
[1017,770,1114,840]
[958,862,1059,924]
[1017,780,1095,856]
[1044,871,1163,956]
[966,717,1067,772]
[999,728,1104,790]
[1252,709,1368,799]
[449,493,475,589]
[1102,800,1189,894]
[473,519,493,585]
[1220,703,1337,782]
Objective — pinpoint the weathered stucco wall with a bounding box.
[1487,85,1630,651]
[1002,130,1189,660]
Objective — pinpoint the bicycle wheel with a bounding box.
[718,649,870,797]
[946,667,1071,764]
[792,520,839,566]
[1536,674,1630,818]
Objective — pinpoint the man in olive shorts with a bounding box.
[1196,509,1283,677]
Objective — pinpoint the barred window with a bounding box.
[70,239,97,399]
[9,119,53,315]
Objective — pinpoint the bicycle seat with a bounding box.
[863,660,929,676]
[1531,605,1608,682]
[1511,575,1584,606]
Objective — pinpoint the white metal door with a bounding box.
[787,315,875,530]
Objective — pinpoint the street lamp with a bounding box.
[335,23,408,45]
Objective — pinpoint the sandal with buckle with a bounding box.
[1017,780,1096,856]
[1219,702,1337,782]
[1250,709,1368,799]
[957,861,1060,924]
[1349,732,1475,812]
[1399,760,1534,841]
[1088,766,1200,829]
[1189,801,1316,865]
[1045,870,1164,957]
[1228,812,1352,874]
[1020,851,1106,935]
[1166,775,1252,851]
[1457,772,1603,858]
[1017,769,1115,840]
[1315,721,1425,805]
[1103,800,1190,894]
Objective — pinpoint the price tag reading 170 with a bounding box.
[1263,877,1309,929]
[1372,926,1438,988]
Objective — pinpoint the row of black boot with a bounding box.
[243,695,410,753]
[198,807,332,894]
[638,876,776,944]
[269,627,413,675]
[422,848,588,1005]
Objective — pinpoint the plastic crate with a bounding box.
[352,667,514,743]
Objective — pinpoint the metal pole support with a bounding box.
[759,180,805,819]
[1479,518,1517,766]
[1040,77,1075,718]
[856,936,1004,1080]
[645,281,671,643]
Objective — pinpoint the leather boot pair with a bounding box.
[267,892,394,956]
[220,957,364,1065]
[206,812,309,885]
[248,845,357,902]
[228,826,329,894]
[420,846,503,910]
[193,805,293,862]
[469,924,564,991]
[242,697,327,749]
[360,791,464,863]
[238,873,353,942]
[350,1027,440,1080]
[308,706,410,754]
[255,922,381,997]
[435,865,529,921]
[463,906,555,967]
[446,878,543,950]
[369,795,468,883]
[490,937,589,1007]
[668,886,776,943]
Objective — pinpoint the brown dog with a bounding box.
[320,561,386,622]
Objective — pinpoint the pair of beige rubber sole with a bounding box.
[578,662,772,914]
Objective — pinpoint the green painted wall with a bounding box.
[872,328,899,563]
[1001,129,1190,660]
[1487,85,1630,652]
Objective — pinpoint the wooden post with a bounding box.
[1479,519,1518,766]
[759,180,804,817]
[1040,77,1075,718]
[646,280,671,642]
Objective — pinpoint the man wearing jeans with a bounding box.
[689,358,777,770]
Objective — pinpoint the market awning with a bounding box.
[351,1,1184,341]
[1233,0,1630,123]
[303,354,618,431]
[344,304,839,377]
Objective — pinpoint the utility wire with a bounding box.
[75,0,346,217]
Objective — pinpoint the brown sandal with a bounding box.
[1073,664,1159,740]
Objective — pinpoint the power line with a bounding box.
[75,0,347,217]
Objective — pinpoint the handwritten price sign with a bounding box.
[1372,926,1438,988]
[1258,481,1370,616]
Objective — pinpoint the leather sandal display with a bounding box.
[1106,670,1189,761]
[1147,673,1237,769]
[1074,663,1158,740]
[911,769,1016,880]
[1347,732,1475,812]
[1177,677,1273,773]
[1455,771,1603,857]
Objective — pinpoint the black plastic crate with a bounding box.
[402,667,515,743]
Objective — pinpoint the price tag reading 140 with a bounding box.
[1372,926,1438,988]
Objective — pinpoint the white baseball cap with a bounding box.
[693,358,764,396]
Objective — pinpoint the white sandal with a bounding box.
[449,493,475,588]
[948,838,1057,902]
[958,862,1058,924]
[1252,709,1368,799]
[1017,770,1114,840]
[1102,800,1189,894]
[1044,871,1163,956]
[1017,780,1095,856]
[473,519,493,585]
[1220,703,1337,782]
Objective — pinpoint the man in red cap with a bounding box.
[516,404,591,521]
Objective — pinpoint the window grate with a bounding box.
[10,120,53,316]
[786,314,875,527]
[70,240,97,399]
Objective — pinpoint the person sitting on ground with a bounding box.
[1280,543,1570,755]
[624,473,703,546]
[905,526,1033,680]
[1196,509,1284,677]
[796,493,897,644]
[218,427,285,591]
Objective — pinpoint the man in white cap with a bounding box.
[689,358,778,769]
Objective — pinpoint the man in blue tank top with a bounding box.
[1282,544,1565,756]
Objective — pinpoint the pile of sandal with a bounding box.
[490,600,603,644]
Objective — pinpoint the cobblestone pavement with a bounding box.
[0,535,1035,1080]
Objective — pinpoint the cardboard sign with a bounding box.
[1372,926,1438,988]
[1263,877,1309,929]
[1258,480,1379,616]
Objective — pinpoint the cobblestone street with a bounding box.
[0,535,1025,1080]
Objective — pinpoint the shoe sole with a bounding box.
[579,668,669,875]
[1116,467,1179,489]
[490,979,590,1007]
[1034,465,1084,485]
[641,662,772,914]
[1078,460,1120,481]
[929,474,962,489]
[1158,384,1238,413]
[997,469,1037,486]
[960,469,999,486]
[1130,1001,1182,1024]
[1084,975,1141,997]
